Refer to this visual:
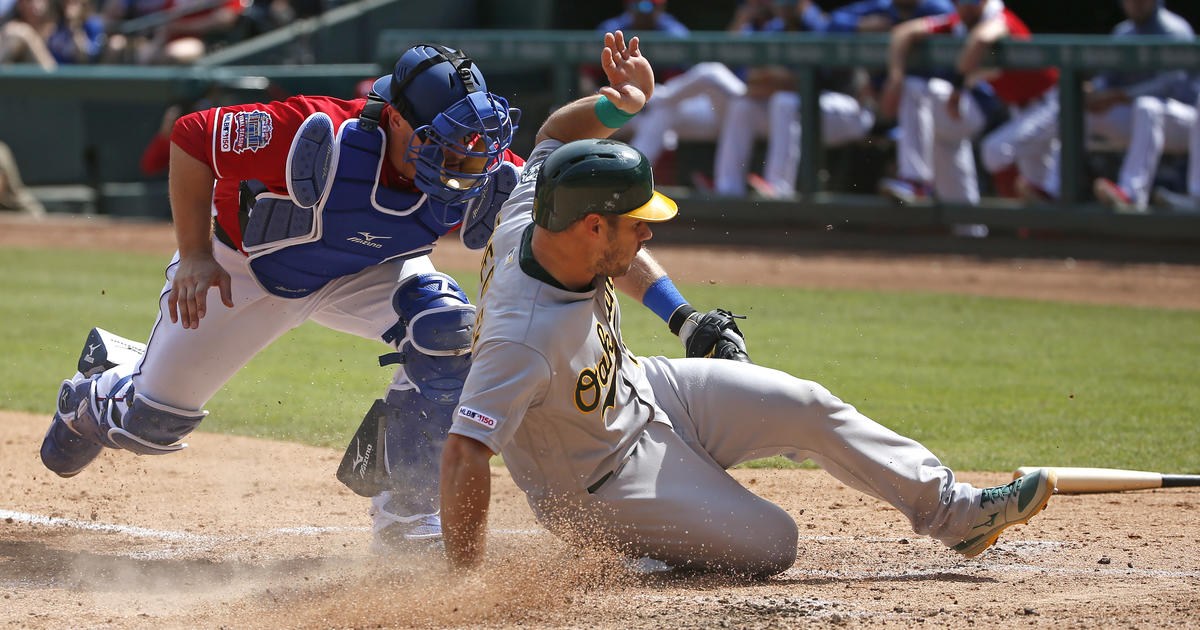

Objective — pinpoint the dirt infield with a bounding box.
[5,411,1199,629]
[3,215,1199,628]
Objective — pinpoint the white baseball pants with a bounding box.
[1116,96,1196,207]
[713,91,873,196]
[894,76,986,204]
[132,236,434,411]
[1044,96,1194,202]
[629,62,747,165]
[981,87,1060,190]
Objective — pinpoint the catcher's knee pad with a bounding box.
[381,272,475,405]
[381,387,454,474]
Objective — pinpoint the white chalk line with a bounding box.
[0,508,542,546]
[6,508,1197,580]
[781,563,1200,580]
[5,508,933,547]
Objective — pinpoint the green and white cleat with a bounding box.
[953,468,1057,559]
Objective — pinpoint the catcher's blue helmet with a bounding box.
[372,44,520,206]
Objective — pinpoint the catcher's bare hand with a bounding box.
[168,252,233,329]
[599,30,654,113]
[678,308,752,363]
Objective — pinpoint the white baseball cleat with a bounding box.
[952,468,1057,559]
[370,511,444,554]
[879,177,932,205]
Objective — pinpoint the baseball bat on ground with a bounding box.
[1014,466,1200,494]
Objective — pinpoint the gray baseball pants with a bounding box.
[572,357,981,575]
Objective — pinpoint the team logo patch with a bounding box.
[518,161,541,185]
[457,405,497,429]
[231,110,273,154]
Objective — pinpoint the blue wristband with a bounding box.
[595,95,637,129]
[643,276,688,324]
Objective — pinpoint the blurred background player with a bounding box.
[597,0,687,36]
[711,0,956,200]
[0,140,46,215]
[1152,90,1200,212]
[879,0,1058,209]
[1082,0,1197,212]
[823,0,955,34]
[39,43,523,550]
[621,0,761,184]
[0,0,58,68]
[711,0,875,199]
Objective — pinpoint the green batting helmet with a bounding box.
[533,139,678,232]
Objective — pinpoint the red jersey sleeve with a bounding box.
[171,95,364,187]
[923,12,958,35]
[171,110,209,165]
[139,133,172,176]
[171,95,367,252]
[503,149,525,167]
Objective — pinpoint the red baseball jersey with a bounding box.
[172,95,524,250]
[925,8,1059,106]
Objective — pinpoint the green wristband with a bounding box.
[595,95,637,128]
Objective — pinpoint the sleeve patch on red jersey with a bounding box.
[221,110,274,154]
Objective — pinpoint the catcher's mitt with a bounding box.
[674,306,752,363]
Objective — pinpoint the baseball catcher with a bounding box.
[40,42,522,549]
[39,37,745,552]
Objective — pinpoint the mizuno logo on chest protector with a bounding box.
[347,232,393,248]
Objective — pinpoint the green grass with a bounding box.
[4,247,1198,472]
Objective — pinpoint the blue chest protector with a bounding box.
[241,114,466,298]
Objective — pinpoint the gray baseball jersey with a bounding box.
[452,139,985,573]
[451,139,664,502]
